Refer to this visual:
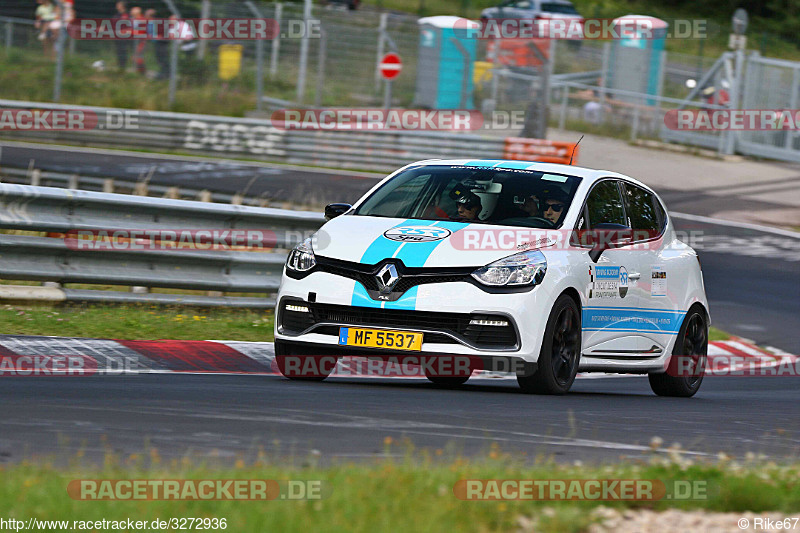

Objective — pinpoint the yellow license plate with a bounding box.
[338,327,423,351]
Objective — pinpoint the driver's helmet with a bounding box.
[450,179,502,220]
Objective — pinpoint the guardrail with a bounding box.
[0,99,582,170]
[0,183,325,308]
[0,99,509,173]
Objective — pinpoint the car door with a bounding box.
[621,181,683,354]
[580,179,652,356]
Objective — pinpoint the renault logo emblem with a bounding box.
[376,263,400,293]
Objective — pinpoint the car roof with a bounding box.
[406,158,647,189]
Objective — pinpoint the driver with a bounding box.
[540,188,569,225]
[456,192,482,221]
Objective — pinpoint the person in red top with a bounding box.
[130,6,147,74]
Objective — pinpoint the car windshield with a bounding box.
[354,164,582,229]
[541,3,580,14]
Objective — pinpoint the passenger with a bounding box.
[540,189,568,225]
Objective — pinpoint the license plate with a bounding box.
[338,327,423,351]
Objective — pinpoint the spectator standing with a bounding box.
[153,12,170,80]
[34,0,56,59]
[112,1,131,70]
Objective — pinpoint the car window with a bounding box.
[623,183,660,235]
[354,165,582,228]
[541,2,579,14]
[512,1,532,8]
[586,180,626,228]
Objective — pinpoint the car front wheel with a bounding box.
[517,294,581,394]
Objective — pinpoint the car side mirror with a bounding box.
[324,203,352,220]
[584,224,633,262]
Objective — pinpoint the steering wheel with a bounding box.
[527,217,556,228]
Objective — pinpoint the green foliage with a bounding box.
[0,303,274,341]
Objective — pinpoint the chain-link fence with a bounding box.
[4,3,800,162]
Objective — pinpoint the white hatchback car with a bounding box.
[275,160,709,396]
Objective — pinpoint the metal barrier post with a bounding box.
[375,13,387,92]
[296,0,312,103]
[245,1,265,112]
[314,29,327,108]
[5,20,12,53]
[558,86,568,130]
[724,48,745,155]
[631,100,640,142]
[197,0,210,60]
[786,66,799,150]
[52,2,67,102]
[270,3,282,78]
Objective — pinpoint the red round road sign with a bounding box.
[379,53,403,80]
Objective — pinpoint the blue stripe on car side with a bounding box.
[582,308,685,334]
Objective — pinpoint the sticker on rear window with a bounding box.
[542,174,569,183]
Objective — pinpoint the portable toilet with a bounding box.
[415,16,479,109]
[606,15,667,105]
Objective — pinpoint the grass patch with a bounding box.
[0,303,274,341]
[708,327,730,342]
[0,303,733,345]
[1,454,800,533]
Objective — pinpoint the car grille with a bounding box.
[315,256,475,294]
[279,300,518,350]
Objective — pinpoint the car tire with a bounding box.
[274,340,338,382]
[648,306,707,397]
[517,294,581,394]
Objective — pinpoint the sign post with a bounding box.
[379,52,402,111]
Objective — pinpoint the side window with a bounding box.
[586,180,626,228]
[623,184,660,235]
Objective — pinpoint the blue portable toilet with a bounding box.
[415,16,479,109]
[607,15,667,105]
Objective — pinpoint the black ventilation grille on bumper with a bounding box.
[278,300,519,350]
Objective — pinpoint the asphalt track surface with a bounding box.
[2,375,798,464]
[0,142,798,464]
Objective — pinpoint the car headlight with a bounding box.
[286,237,316,272]
[471,250,547,287]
